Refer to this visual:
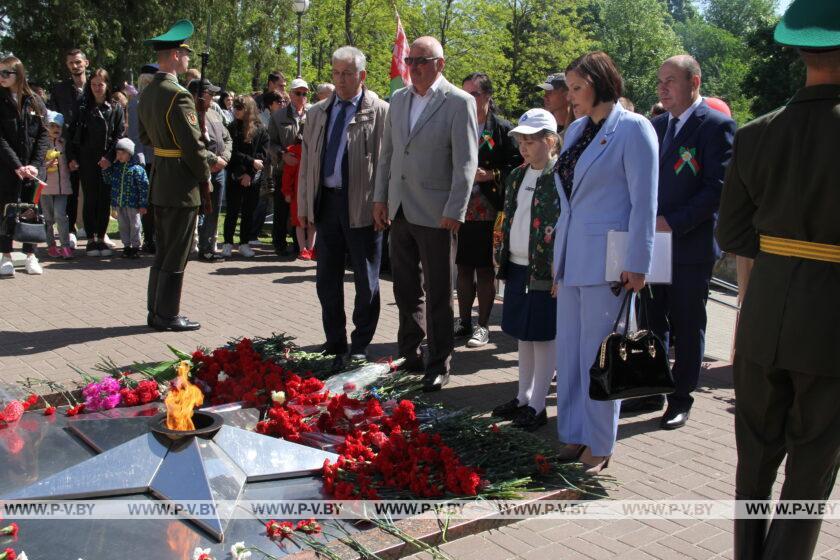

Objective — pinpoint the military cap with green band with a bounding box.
[144,19,195,52]
[775,0,840,50]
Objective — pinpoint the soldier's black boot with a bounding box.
[147,267,159,328]
[733,494,767,560]
[151,271,201,332]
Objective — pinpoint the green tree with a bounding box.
[594,0,683,111]
[702,0,777,37]
[742,21,805,118]
[675,17,752,122]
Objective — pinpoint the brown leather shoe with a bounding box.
[557,444,586,461]
[581,446,611,475]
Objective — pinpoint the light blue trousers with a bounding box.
[555,282,624,457]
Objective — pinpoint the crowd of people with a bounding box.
[1,0,838,555]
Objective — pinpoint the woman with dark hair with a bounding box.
[222,95,269,258]
[67,67,124,256]
[456,72,521,347]
[0,56,49,277]
[218,91,234,125]
[552,51,658,473]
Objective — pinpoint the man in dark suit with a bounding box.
[623,55,735,429]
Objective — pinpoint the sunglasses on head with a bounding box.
[0,70,17,78]
[403,56,440,67]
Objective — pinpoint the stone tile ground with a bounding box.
[1,243,837,559]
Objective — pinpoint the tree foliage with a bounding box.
[0,0,801,125]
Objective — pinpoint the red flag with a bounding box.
[389,14,411,96]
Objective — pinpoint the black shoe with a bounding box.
[492,398,526,419]
[198,252,225,263]
[422,371,450,392]
[129,247,140,259]
[141,243,156,254]
[513,406,548,431]
[621,394,666,414]
[150,314,201,331]
[660,406,690,430]
[454,318,472,338]
[122,247,132,258]
[398,355,425,373]
[331,354,348,370]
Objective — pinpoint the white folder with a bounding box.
[605,231,672,285]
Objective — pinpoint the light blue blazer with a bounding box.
[553,104,659,287]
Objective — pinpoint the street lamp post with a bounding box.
[291,0,310,78]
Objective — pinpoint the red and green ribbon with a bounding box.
[480,130,495,151]
[674,146,700,176]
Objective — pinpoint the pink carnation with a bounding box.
[82,377,123,411]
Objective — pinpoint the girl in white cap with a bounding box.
[491,108,561,432]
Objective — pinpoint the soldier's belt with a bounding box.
[154,147,182,158]
[760,235,840,264]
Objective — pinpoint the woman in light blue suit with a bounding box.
[552,52,658,474]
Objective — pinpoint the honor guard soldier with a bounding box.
[139,20,212,331]
[716,1,840,557]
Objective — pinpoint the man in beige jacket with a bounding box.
[297,46,389,365]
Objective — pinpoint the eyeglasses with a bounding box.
[403,56,440,67]
[0,70,17,78]
[292,91,308,97]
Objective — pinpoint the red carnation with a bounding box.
[0,523,18,537]
[43,406,56,416]
[2,547,17,560]
[295,518,321,535]
[265,520,294,540]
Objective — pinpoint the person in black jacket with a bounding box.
[66,68,124,256]
[222,95,269,258]
[48,49,89,242]
[455,73,521,347]
[0,56,49,277]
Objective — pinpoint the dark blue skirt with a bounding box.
[501,262,557,341]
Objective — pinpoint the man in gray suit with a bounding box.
[373,36,479,391]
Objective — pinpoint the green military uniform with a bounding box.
[138,20,210,331]
[715,1,840,558]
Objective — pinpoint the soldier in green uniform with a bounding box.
[716,1,840,558]
[138,20,211,331]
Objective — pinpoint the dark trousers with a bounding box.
[197,170,225,254]
[0,179,35,253]
[272,179,292,252]
[390,212,455,375]
[734,354,840,559]
[151,205,198,273]
[315,188,382,355]
[79,160,111,238]
[249,193,270,242]
[223,179,259,245]
[66,169,80,234]
[645,261,715,410]
[141,163,155,247]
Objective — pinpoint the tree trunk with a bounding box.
[345,0,354,45]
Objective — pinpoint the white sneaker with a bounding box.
[221,243,233,258]
[103,234,116,249]
[99,246,113,257]
[24,254,43,275]
[68,233,77,249]
[0,257,14,278]
[238,244,255,258]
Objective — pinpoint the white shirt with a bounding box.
[324,90,363,189]
[509,166,543,266]
[408,74,444,132]
[669,96,704,137]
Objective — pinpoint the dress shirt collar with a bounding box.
[333,89,363,109]
[669,95,704,125]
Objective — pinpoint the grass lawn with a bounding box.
[106,210,277,245]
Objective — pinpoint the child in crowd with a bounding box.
[101,138,149,258]
[281,140,315,260]
[39,110,74,259]
[492,109,561,431]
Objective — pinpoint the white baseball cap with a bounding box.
[290,78,309,90]
[508,108,557,136]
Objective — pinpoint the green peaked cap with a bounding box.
[144,19,195,51]
[775,0,840,49]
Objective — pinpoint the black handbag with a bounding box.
[589,288,675,401]
[2,201,47,245]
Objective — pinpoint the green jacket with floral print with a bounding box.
[496,157,560,292]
